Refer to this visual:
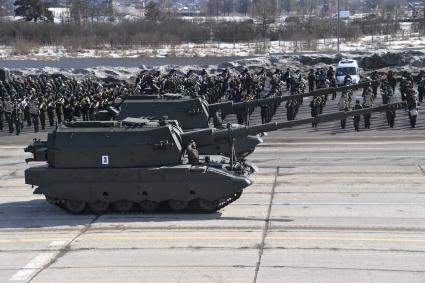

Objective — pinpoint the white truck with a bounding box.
[336,60,360,86]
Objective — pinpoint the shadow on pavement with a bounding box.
[0,199,293,229]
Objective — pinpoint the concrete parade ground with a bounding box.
[0,89,424,282]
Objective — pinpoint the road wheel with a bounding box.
[64,199,86,214]
[139,200,158,212]
[112,200,134,213]
[197,199,219,212]
[88,200,109,214]
[168,199,188,211]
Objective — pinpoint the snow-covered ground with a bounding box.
[1,33,424,60]
[8,49,425,85]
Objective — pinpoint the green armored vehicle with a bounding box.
[97,81,379,159]
[24,102,405,214]
[116,81,377,129]
[25,118,254,214]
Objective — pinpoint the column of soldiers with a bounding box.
[1,68,424,135]
[349,70,420,131]
[350,74,387,131]
[399,70,420,128]
[0,76,130,135]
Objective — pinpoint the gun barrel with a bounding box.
[211,102,405,140]
[210,81,380,115]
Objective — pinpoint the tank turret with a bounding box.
[118,94,210,129]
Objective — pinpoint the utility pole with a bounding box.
[337,0,340,53]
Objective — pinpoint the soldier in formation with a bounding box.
[0,75,130,134]
[381,79,396,128]
[310,96,322,128]
[353,100,362,132]
[418,70,425,104]
[338,92,351,129]
[406,82,419,128]
[400,71,414,104]
[327,67,337,99]
[308,69,315,92]
[362,84,374,129]
[0,99,4,132]
[370,71,380,99]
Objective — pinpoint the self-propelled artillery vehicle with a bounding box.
[98,81,380,159]
[114,81,379,128]
[24,102,405,214]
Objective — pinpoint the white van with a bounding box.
[336,60,360,85]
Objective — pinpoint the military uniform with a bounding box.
[381,82,396,128]
[212,110,223,128]
[4,99,13,133]
[338,94,350,129]
[47,101,55,126]
[11,104,22,135]
[327,67,337,98]
[370,71,380,98]
[0,100,4,131]
[285,99,296,121]
[362,87,374,129]
[310,96,322,128]
[81,97,90,121]
[418,72,425,103]
[55,98,63,124]
[406,88,418,128]
[284,69,291,90]
[39,100,47,130]
[400,72,413,102]
[28,99,40,132]
[24,100,31,127]
[308,70,315,92]
[387,71,397,93]
[353,102,362,131]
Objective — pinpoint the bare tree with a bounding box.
[251,0,277,34]
[223,0,234,16]
[237,0,250,15]
[203,0,223,16]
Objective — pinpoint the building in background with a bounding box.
[112,0,145,18]
[48,6,71,23]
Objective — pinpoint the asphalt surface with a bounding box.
[0,89,424,282]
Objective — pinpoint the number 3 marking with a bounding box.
[102,155,109,165]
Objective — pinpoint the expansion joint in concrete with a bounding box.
[253,166,279,283]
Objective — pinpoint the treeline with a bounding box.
[201,0,408,17]
[0,17,402,51]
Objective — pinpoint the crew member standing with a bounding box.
[187,140,199,165]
